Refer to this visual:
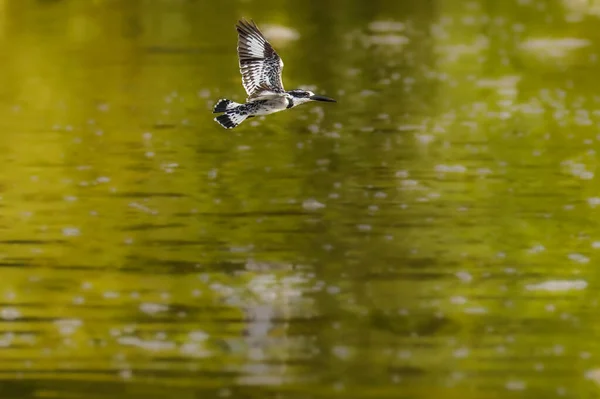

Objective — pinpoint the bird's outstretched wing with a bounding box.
[236,19,285,101]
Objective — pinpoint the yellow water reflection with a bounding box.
[1,1,600,398]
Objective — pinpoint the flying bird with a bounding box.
[213,19,336,129]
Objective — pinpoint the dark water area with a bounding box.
[1,0,600,398]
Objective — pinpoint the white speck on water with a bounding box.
[415,134,435,144]
[368,20,405,32]
[96,176,110,184]
[327,286,341,295]
[207,169,218,179]
[546,304,555,312]
[117,336,175,352]
[1,308,20,320]
[400,180,419,189]
[525,280,587,292]
[145,151,154,158]
[365,34,409,47]
[585,369,600,385]
[456,271,473,283]
[189,331,209,342]
[506,380,526,391]
[62,227,80,237]
[398,309,409,316]
[308,124,319,133]
[129,202,158,215]
[397,124,422,131]
[119,369,132,379]
[528,244,546,254]
[464,307,487,314]
[534,363,544,371]
[520,38,590,58]
[357,224,372,232]
[332,346,351,360]
[139,303,168,315]
[54,319,82,336]
[103,291,120,299]
[435,164,467,173]
[450,371,464,382]
[562,160,594,180]
[588,197,600,207]
[512,23,525,32]
[161,163,178,173]
[262,24,300,42]
[560,312,572,321]
[554,345,565,355]
[368,205,379,213]
[450,296,467,305]
[180,342,211,358]
[0,334,13,347]
[303,198,325,211]
[72,296,84,305]
[432,125,446,133]
[359,89,377,97]
[568,253,590,264]
[453,347,469,358]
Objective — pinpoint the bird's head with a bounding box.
[286,89,336,107]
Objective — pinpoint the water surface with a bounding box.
[1,0,600,398]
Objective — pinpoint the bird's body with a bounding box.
[213,19,336,129]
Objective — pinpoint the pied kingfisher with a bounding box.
[213,19,336,129]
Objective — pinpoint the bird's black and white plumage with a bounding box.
[213,19,336,129]
[237,19,285,100]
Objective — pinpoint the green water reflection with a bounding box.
[1,0,600,398]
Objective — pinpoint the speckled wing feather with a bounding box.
[236,19,285,101]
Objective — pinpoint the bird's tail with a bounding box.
[214,112,249,129]
[213,98,241,113]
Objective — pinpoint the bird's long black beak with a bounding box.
[310,94,336,103]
